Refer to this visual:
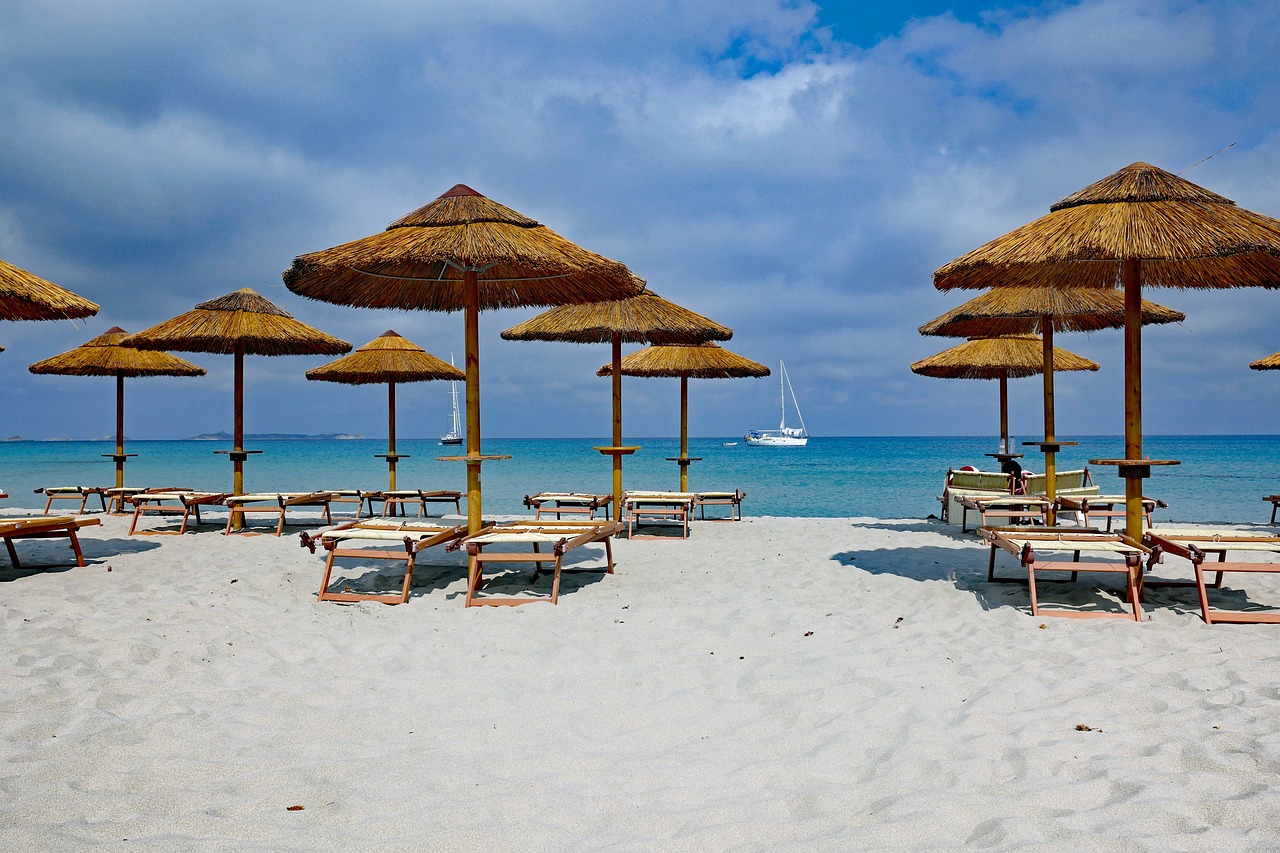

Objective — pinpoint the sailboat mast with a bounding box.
[779,359,786,430]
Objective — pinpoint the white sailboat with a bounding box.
[440,354,463,445]
[745,359,809,446]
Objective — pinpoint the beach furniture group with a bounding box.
[301,519,473,605]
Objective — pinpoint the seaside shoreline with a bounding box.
[4,511,1280,849]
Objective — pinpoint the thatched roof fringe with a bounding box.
[0,257,99,321]
[919,287,1185,338]
[28,327,205,378]
[306,331,464,385]
[597,342,770,379]
[911,335,1100,380]
[501,286,732,345]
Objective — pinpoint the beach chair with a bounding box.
[694,490,746,521]
[459,518,623,606]
[102,486,191,515]
[1,515,102,569]
[1144,529,1280,624]
[1263,496,1280,524]
[221,491,338,536]
[981,527,1150,621]
[300,519,473,605]
[938,469,1011,524]
[325,489,379,519]
[957,495,1051,533]
[522,492,612,520]
[1024,468,1100,501]
[373,489,463,517]
[1056,494,1165,531]
[621,491,697,539]
[34,485,108,514]
[128,490,231,535]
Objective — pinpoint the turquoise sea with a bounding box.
[0,435,1274,524]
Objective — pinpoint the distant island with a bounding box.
[188,432,364,441]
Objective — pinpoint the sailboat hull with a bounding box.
[744,431,808,447]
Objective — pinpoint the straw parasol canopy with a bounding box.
[934,161,1280,539]
[911,335,1098,451]
[1250,353,1280,371]
[502,286,733,520]
[307,331,464,489]
[29,327,205,489]
[598,343,769,491]
[124,288,351,512]
[918,287,1185,338]
[0,257,99,322]
[284,184,642,534]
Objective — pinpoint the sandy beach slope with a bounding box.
[3,512,1280,850]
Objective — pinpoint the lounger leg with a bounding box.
[465,554,481,607]
[987,545,997,582]
[78,493,90,514]
[67,531,87,568]
[550,557,562,604]
[398,551,416,605]
[43,495,54,514]
[1125,557,1142,621]
[275,510,286,537]
[179,507,193,535]
[604,536,615,574]
[1027,565,1041,615]
[318,550,339,602]
[224,513,234,535]
[129,505,143,535]
[1194,560,1213,625]
[4,538,20,568]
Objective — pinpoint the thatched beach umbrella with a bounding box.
[598,342,769,491]
[306,331,464,490]
[920,287,1184,509]
[910,335,1099,452]
[284,184,642,534]
[28,327,205,489]
[124,288,350,523]
[934,162,1280,538]
[502,286,733,520]
[1250,353,1280,371]
[0,257,98,322]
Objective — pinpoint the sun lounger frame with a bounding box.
[462,519,623,606]
[221,492,337,536]
[301,520,472,605]
[522,492,613,520]
[982,527,1148,621]
[958,495,1051,533]
[128,491,231,535]
[1,516,102,569]
[371,489,463,518]
[1057,494,1164,532]
[694,490,746,522]
[36,486,108,515]
[1144,530,1280,624]
[622,492,695,539]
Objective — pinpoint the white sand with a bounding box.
[4,511,1280,851]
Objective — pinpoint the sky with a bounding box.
[2,0,1280,440]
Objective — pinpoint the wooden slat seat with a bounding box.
[461,519,623,606]
[300,519,473,605]
[221,491,337,536]
[1144,529,1280,624]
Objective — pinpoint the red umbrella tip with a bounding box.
[379,330,402,338]
[104,326,128,334]
[440,184,482,199]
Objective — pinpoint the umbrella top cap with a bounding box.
[389,185,539,230]
[195,288,292,318]
[1050,161,1234,211]
[104,326,127,334]
[379,330,402,338]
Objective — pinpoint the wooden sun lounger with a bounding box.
[957,495,1051,533]
[35,485,108,514]
[372,489,463,517]
[128,491,231,535]
[324,489,379,519]
[1144,529,1280,624]
[523,492,613,520]
[102,486,191,515]
[1,515,102,569]
[1263,496,1280,525]
[982,527,1149,621]
[622,491,696,539]
[300,519,474,605]
[1056,494,1166,531]
[461,519,623,606]
[694,490,746,521]
[221,491,337,536]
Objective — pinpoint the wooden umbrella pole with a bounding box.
[231,342,245,530]
[464,269,483,535]
[611,332,623,522]
[1042,322,1057,524]
[387,380,397,491]
[115,372,126,489]
[679,374,689,492]
[998,371,1009,451]
[1124,258,1144,542]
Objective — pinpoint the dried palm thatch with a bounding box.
[284,184,641,311]
[124,288,351,356]
[919,288,1185,338]
[598,342,770,379]
[1250,352,1280,370]
[934,162,1280,291]
[0,257,99,321]
[910,336,1099,379]
[28,327,206,378]
[306,331,463,385]
[501,285,732,345]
